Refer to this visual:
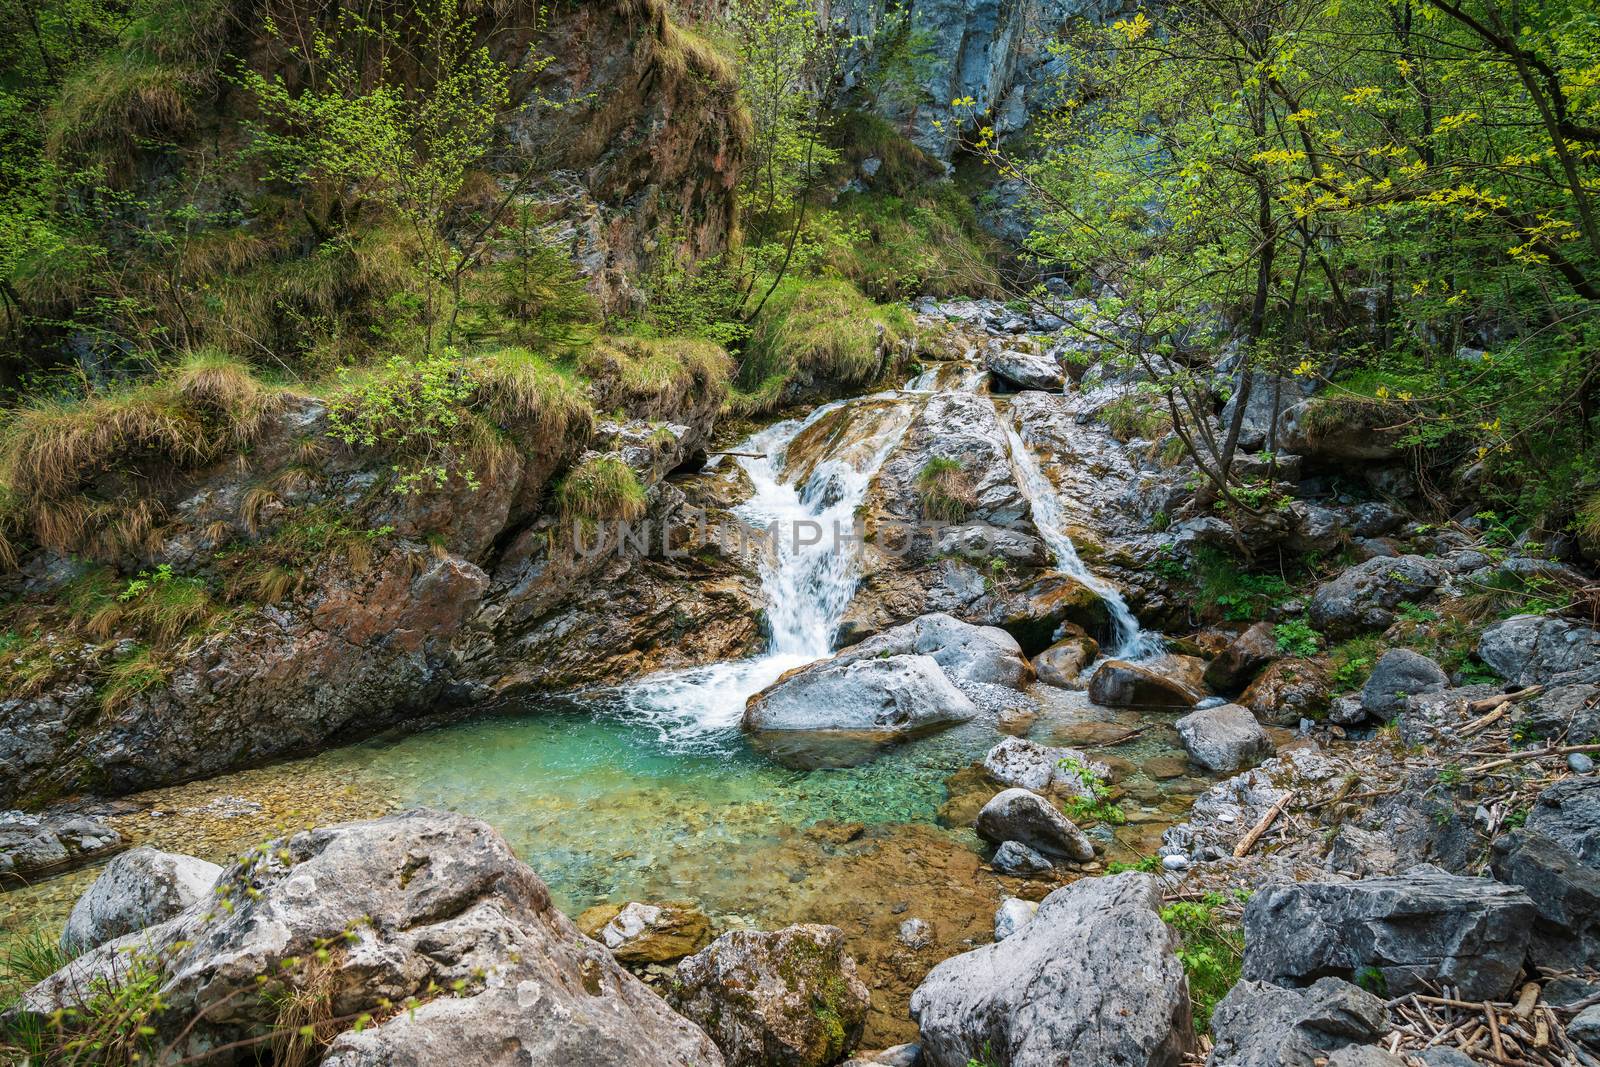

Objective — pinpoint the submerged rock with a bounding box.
[1175,703,1274,772]
[743,654,977,736]
[1242,865,1535,1000]
[910,873,1192,1067]
[990,840,1054,876]
[0,810,122,885]
[1087,656,1206,709]
[973,788,1094,862]
[20,810,725,1066]
[577,900,712,965]
[61,847,221,955]
[670,924,870,1067]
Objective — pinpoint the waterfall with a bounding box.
[997,413,1163,661]
[615,394,911,747]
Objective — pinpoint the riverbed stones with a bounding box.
[1307,555,1446,637]
[1478,614,1600,687]
[669,924,870,1067]
[1203,622,1281,692]
[1206,976,1392,1067]
[21,810,726,1067]
[0,810,122,884]
[60,847,221,954]
[990,840,1053,876]
[743,654,977,735]
[909,873,1192,1067]
[576,900,712,965]
[1174,703,1274,772]
[974,788,1094,862]
[1087,656,1206,708]
[834,612,1034,691]
[1241,865,1535,1000]
[1359,649,1448,720]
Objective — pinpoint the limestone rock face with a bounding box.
[19,810,725,1067]
[985,347,1064,392]
[1478,615,1600,687]
[1241,866,1535,1001]
[1207,977,1393,1067]
[832,613,1034,691]
[61,847,221,954]
[981,736,1110,799]
[669,924,871,1067]
[909,873,1192,1067]
[743,654,977,735]
[1240,658,1332,725]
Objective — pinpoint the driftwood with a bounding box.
[1233,790,1294,857]
[1466,742,1600,775]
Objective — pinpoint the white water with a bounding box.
[997,412,1164,661]
[616,395,912,748]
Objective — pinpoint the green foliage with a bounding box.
[554,456,647,526]
[822,187,1001,300]
[1191,549,1291,623]
[1107,854,1163,874]
[1161,894,1245,1035]
[1100,393,1172,443]
[1329,635,1382,693]
[915,457,976,523]
[100,643,171,711]
[1274,617,1322,658]
[1057,756,1125,826]
[326,353,480,495]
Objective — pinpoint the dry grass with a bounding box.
[916,457,977,523]
[555,455,648,524]
[470,347,595,439]
[581,336,732,420]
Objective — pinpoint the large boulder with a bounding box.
[1307,556,1446,637]
[985,347,1064,392]
[833,613,1033,691]
[1478,615,1600,687]
[1203,622,1280,692]
[1207,977,1393,1067]
[0,810,122,885]
[743,654,977,735]
[61,847,221,955]
[1240,658,1331,725]
[576,900,712,965]
[1174,703,1273,773]
[669,924,870,1067]
[974,788,1095,862]
[1242,865,1535,1001]
[1031,627,1099,687]
[909,873,1192,1067]
[1088,656,1206,709]
[19,810,725,1067]
[1490,778,1600,970]
[981,736,1110,799]
[1359,649,1448,720]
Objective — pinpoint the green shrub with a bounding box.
[1161,894,1245,1034]
[1274,617,1322,657]
[554,456,647,525]
[1099,393,1172,442]
[822,187,1002,300]
[1329,634,1382,692]
[1191,549,1291,623]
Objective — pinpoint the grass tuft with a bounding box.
[916,457,977,523]
[581,336,732,421]
[555,455,648,524]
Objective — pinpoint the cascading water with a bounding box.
[615,395,913,748]
[997,412,1164,660]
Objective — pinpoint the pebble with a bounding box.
[1570,753,1595,774]
[1161,854,1189,871]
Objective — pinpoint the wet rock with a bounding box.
[576,900,712,965]
[670,924,870,1067]
[0,810,122,884]
[1031,627,1099,687]
[843,1045,922,1067]
[743,654,977,736]
[910,873,1192,1067]
[898,918,934,949]
[981,736,1110,799]
[1175,703,1274,773]
[987,573,1109,656]
[986,348,1064,392]
[1242,865,1535,1000]
[1088,656,1206,709]
[21,810,725,1066]
[1240,658,1332,725]
[1359,649,1448,720]
[1203,622,1281,692]
[61,847,221,954]
[1207,977,1391,1067]
[993,897,1037,941]
[990,840,1054,876]
[1478,614,1600,687]
[1307,555,1447,637]
[975,788,1095,862]
[834,613,1034,691]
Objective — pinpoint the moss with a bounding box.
[470,346,596,443]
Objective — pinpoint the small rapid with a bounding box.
[614,394,913,749]
[997,410,1164,660]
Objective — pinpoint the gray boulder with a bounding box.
[1570,1005,1600,1049]
[1222,373,1306,452]
[910,873,1192,1067]
[61,847,221,954]
[1515,682,1600,745]
[743,654,977,735]
[1203,622,1280,692]
[982,736,1110,799]
[1088,657,1206,708]
[669,924,870,1067]
[1524,776,1600,862]
[834,613,1033,691]
[1308,556,1446,637]
[1175,703,1274,773]
[990,840,1054,876]
[1360,649,1448,720]
[986,347,1064,392]
[1397,684,1500,746]
[1479,615,1600,687]
[1207,977,1391,1067]
[0,810,122,884]
[974,788,1095,863]
[21,810,725,1067]
[1490,778,1600,970]
[1242,865,1535,1000]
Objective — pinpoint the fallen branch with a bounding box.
[1465,685,1544,717]
[1466,743,1600,775]
[1234,790,1294,857]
